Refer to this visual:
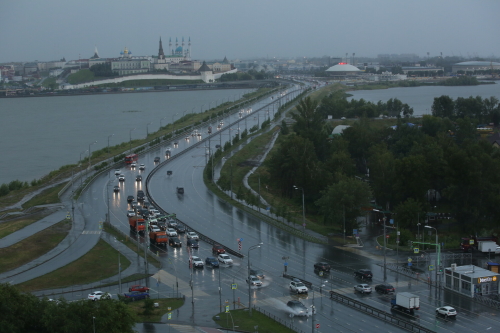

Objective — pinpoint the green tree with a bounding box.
[393,198,424,230]
[431,95,455,118]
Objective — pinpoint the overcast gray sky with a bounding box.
[1,0,499,63]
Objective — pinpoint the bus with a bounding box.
[125,154,138,164]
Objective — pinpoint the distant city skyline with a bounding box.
[1,0,498,63]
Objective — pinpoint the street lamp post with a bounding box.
[160,116,167,130]
[191,107,195,114]
[201,104,205,113]
[293,185,305,229]
[248,243,263,316]
[172,113,178,134]
[373,209,387,280]
[146,121,153,138]
[425,225,440,291]
[88,141,97,169]
[107,134,114,157]
[129,128,136,153]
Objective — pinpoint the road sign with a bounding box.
[284,262,288,266]
[429,265,435,271]
[225,305,229,313]
[397,231,400,235]
[66,212,71,220]
[390,219,394,224]
[386,235,390,238]
[353,229,358,235]
[469,239,474,245]
[414,248,419,254]
[319,271,324,277]
[408,262,412,267]
[316,323,320,329]
[408,258,412,262]
[231,283,237,290]
[238,243,242,251]
[168,313,171,320]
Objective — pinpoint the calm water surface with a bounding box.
[348,83,500,115]
[0,89,253,184]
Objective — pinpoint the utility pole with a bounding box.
[144,219,149,287]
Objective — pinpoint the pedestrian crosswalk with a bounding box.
[81,230,101,235]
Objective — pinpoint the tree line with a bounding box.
[264,94,500,236]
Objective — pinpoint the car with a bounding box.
[173,141,178,146]
[246,275,262,287]
[436,306,457,318]
[127,210,136,217]
[150,209,161,217]
[149,225,161,233]
[157,221,167,230]
[113,185,120,192]
[187,231,199,240]
[118,174,125,181]
[166,228,178,237]
[154,156,160,163]
[130,161,137,168]
[174,224,186,233]
[187,238,199,249]
[212,243,226,254]
[123,291,149,301]
[176,187,184,194]
[136,175,142,181]
[143,201,150,209]
[130,201,138,209]
[127,195,134,203]
[341,116,346,120]
[354,284,372,294]
[165,146,172,152]
[167,218,178,228]
[88,291,111,301]
[314,262,331,272]
[114,169,121,175]
[375,284,395,294]
[354,269,373,279]
[191,256,204,268]
[205,257,219,268]
[169,236,182,247]
[137,190,145,201]
[249,268,265,279]
[215,144,221,149]
[139,164,145,170]
[218,253,233,265]
[137,208,149,218]
[289,279,308,294]
[286,300,308,317]
[495,246,500,255]
[128,285,149,293]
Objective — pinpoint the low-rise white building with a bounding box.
[444,264,499,297]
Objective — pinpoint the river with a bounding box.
[0,89,253,185]
[347,83,500,116]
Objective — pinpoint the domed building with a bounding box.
[452,61,500,73]
[326,63,361,78]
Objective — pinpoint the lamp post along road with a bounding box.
[248,243,263,316]
[425,225,440,291]
[129,128,136,153]
[293,186,305,229]
[107,134,114,157]
[88,141,97,169]
[146,122,153,138]
[373,209,387,280]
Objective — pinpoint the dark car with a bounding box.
[212,243,226,254]
[174,224,186,233]
[128,285,149,293]
[314,262,331,272]
[136,175,142,182]
[250,268,265,279]
[137,190,145,201]
[286,300,308,317]
[154,156,160,163]
[169,237,182,247]
[113,185,120,192]
[355,269,373,279]
[375,284,395,294]
[157,215,167,222]
[157,221,167,230]
[205,257,219,268]
[137,209,149,218]
[187,238,199,249]
[123,291,149,301]
[127,195,134,203]
[176,187,184,194]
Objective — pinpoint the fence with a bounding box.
[253,306,306,333]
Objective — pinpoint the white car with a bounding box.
[436,306,457,317]
[191,256,204,268]
[88,291,111,301]
[139,164,145,170]
[289,279,308,294]
[166,228,178,237]
[114,169,121,175]
[130,162,137,168]
[495,246,500,254]
[118,174,125,181]
[150,209,161,217]
[149,225,161,233]
[127,210,136,217]
[218,253,233,265]
[354,284,372,294]
[187,231,199,240]
[246,275,262,287]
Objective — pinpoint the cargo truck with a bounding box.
[460,235,498,252]
[390,292,420,314]
[149,231,168,246]
[129,217,145,233]
[478,241,498,253]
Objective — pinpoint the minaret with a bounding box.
[91,46,99,59]
[182,37,185,57]
[175,38,178,54]
[158,37,165,59]
[169,38,172,55]
[188,37,191,59]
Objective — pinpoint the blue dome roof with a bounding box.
[175,46,183,52]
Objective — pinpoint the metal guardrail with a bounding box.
[253,306,306,333]
[282,273,312,288]
[474,294,500,310]
[329,291,435,333]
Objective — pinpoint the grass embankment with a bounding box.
[127,298,184,323]
[104,221,161,268]
[213,309,295,333]
[0,219,71,273]
[22,183,66,209]
[17,239,131,292]
[0,212,51,239]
